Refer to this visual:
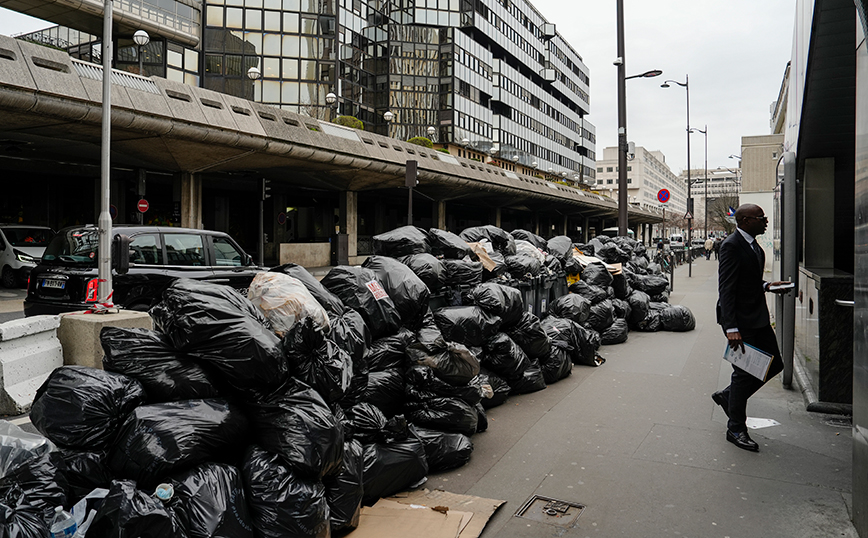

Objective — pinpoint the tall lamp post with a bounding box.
[661,75,692,277]
[615,0,662,238]
[98,0,114,302]
[246,66,261,102]
[690,125,708,239]
[133,30,149,76]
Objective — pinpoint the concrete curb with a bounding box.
[0,315,62,414]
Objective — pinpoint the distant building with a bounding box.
[10,0,596,182]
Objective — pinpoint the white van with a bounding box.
[669,234,685,249]
[0,224,55,288]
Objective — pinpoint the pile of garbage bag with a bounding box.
[10,223,695,538]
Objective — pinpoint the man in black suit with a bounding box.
[713,204,791,451]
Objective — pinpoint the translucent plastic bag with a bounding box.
[247,272,330,337]
[271,263,345,315]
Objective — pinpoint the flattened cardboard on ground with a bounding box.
[385,488,506,538]
[348,500,469,538]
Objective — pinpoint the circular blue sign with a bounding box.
[657,189,670,203]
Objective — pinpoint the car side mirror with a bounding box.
[113,234,131,275]
[244,254,254,266]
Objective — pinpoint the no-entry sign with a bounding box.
[137,199,150,213]
[657,189,670,203]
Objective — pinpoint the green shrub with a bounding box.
[408,137,434,149]
[332,115,364,130]
[436,148,450,153]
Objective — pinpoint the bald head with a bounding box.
[734,204,761,222]
[735,203,767,236]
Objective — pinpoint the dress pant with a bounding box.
[720,325,784,433]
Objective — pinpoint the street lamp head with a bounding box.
[512,155,519,162]
[325,92,337,106]
[531,161,537,168]
[642,69,663,78]
[133,29,150,47]
[660,82,670,88]
[383,110,394,122]
[560,171,567,178]
[246,66,261,80]
[427,126,436,137]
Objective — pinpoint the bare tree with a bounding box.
[707,194,740,235]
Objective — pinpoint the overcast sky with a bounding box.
[0,1,795,173]
[531,0,795,173]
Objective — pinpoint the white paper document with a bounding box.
[723,343,773,381]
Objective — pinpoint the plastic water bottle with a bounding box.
[49,506,77,538]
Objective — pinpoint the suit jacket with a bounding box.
[716,231,769,331]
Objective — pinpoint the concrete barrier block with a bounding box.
[0,315,63,415]
[58,311,153,369]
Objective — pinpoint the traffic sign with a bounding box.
[657,189,670,203]
[137,199,149,213]
[684,211,693,220]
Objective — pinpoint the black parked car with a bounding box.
[24,225,262,316]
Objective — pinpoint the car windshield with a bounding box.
[2,227,54,247]
[41,228,100,266]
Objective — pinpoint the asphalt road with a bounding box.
[0,287,26,324]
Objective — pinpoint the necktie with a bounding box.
[751,241,763,266]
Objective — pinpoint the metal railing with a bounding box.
[71,58,160,95]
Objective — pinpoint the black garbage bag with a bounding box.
[88,480,184,538]
[649,301,668,312]
[475,403,488,433]
[242,446,330,538]
[601,319,630,345]
[479,250,508,281]
[361,434,428,504]
[630,256,649,272]
[433,306,501,347]
[651,290,671,303]
[477,370,512,408]
[150,278,288,398]
[612,272,632,299]
[0,493,49,538]
[405,366,483,406]
[366,328,416,372]
[60,448,113,503]
[581,263,613,288]
[586,299,615,332]
[631,274,670,296]
[169,463,255,538]
[321,266,403,339]
[363,255,431,328]
[563,256,582,275]
[441,259,484,288]
[428,229,474,259]
[283,319,353,405]
[548,294,591,325]
[411,426,473,473]
[271,263,346,315]
[543,255,563,275]
[324,439,363,533]
[595,242,631,264]
[636,310,663,332]
[0,451,68,523]
[399,253,445,293]
[660,305,696,332]
[539,344,573,384]
[568,280,608,304]
[647,262,662,274]
[508,360,547,395]
[574,325,602,366]
[101,327,221,404]
[372,226,431,257]
[505,311,551,359]
[331,310,371,408]
[246,379,343,480]
[542,316,601,367]
[469,282,525,328]
[404,396,478,437]
[362,368,406,416]
[481,333,531,382]
[108,398,248,489]
[345,403,388,444]
[546,236,574,260]
[505,254,542,279]
[459,225,516,255]
[511,229,548,250]
[406,335,481,387]
[30,365,146,451]
[611,298,632,320]
[627,290,651,327]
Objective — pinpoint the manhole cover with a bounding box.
[514,495,585,529]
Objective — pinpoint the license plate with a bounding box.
[42,279,65,289]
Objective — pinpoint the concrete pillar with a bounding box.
[534,212,540,235]
[374,200,386,234]
[432,200,446,230]
[583,216,590,243]
[490,207,501,228]
[339,190,358,259]
[178,172,203,229]
[562,215,568,236]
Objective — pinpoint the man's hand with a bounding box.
[727,331,745,353]
[768,280,794,294]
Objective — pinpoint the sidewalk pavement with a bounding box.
[429,257,856,538]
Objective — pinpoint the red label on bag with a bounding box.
[365,280,389,300]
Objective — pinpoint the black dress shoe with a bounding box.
[711,391,730,418]
[726,430,759,452]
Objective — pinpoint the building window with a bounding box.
[607,179,613,184]
[597,167,603,172]
[606,167,613,172]
[627,166,632,171]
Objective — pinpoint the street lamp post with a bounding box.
[662,75,692,277]
[427,126,436,143]
[246,66,261,102]
[690,125,708,239]
[98,0,114,303]
[325,91,338,120]
[133,30,149,76]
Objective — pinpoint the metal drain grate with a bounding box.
[514,495,585,529]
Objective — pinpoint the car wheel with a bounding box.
[1,267,16,289]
